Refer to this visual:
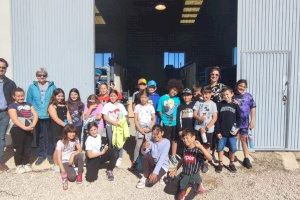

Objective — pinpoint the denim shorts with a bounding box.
[217,136,237,153]
[239,128,249,135]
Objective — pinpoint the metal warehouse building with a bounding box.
[0,0,299,150]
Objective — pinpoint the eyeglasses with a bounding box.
[210,73,219,77]
[37,74,47,78]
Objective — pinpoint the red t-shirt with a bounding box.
[98,93,123,104]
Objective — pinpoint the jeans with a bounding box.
[36,119,53,158]
[0,111,9,162]
[217,136,238,153]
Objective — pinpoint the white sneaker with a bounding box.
[136,177,146,189]
[23,164,32,172]
[16,165,26,174]
[115,158,122,167]
[159,174,167,185]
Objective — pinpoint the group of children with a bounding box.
[6,76,256,199]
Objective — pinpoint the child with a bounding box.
[102,89,128,167]
[83,95,104,145]
[132,78,147,109]
[130,90,156,171]
[48,88,72,161]
[136,125,170,189]
[192,84,202,102]
[55,124,84,190]
[233,79,256,169]
[175,88,194,158]
[193,86,217,173]
[147,80,160,124]
[67,88,84,141]
[215,87,241,173]
[8,87,38,174]
[85,122,117,182]
[169,129,212,200]
[98,82,123,105]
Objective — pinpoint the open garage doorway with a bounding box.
[94,0,237,95]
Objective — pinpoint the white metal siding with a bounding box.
[11,0,95,100]
[237,0,300,150]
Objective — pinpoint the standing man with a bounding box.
[0,58,17,171]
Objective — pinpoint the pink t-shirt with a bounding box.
[56,139,79,163]
[83,104,104,129]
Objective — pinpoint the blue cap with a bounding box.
[147,80,157,87]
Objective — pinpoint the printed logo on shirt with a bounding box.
[181,108,193,118]
[108,108,121,120]
[17,105,32,118]
[220,106,236,113]
[184,153,196,164]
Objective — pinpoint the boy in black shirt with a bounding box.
[215,87,241,173]
[170,129,212,200]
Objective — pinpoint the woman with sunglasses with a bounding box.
[207,66,226,103]
[27,68,57,165]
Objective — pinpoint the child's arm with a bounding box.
[31,106,39,128]
[83,104,97,119]
[134,113,144,134]
[249,107,256,130]
[48,105,65,126]
[193,109,205,123]
[150,112,156,130]
[66,110,72,124]
[169,161,183,178]
[194,140,212,161]
[69,142,82,165]
[206,112,218,130]
[103,114,119,126]
[56,149,66,173]
[86,145,108,159]
[141,141,151,155]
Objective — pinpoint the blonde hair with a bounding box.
[36,68,48,77]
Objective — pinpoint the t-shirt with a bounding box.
[55,139,79,163]
[177,102,195,131]
[157,94,180,126]
[233,92,256,129]
[8,102,33,127]
[98,93,123,105]
[84,104,104,129]
[68,101,84,127]
[101,102,128,127]
[193,100,217,133]
[182,147,205,175]
[38,82,49,104]
[148,92,160,124]
[85,134,102,153]
[209,83,226,103]
[134,103,155,125]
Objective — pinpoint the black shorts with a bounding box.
[163,125,177,141]
[199,131,214,146]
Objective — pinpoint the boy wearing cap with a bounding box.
[147,80,160,125]
[132,78,147,110]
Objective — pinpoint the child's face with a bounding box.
[237,83,247,94]
[182,134,196,148]
[152,128,163,142]
[56,92,64,103]
[169,88,178,97]
[148,87,156,94]
[89,126,98,137]
[140,94,149,105]
[67,131,76,140]
[13,91,25,104]
[138,83,147,90]
[222,90,234,103]
[202,92,212,102]
[70,92,79,101]
[99,84,108,95]
[183,94,192,103]
[193,90,201,99]
[109,93,118,103]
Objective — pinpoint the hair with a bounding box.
[35,68,48,77]
[152,125,164,133]
[0,58,8,68]
[67,88,84,113]
[201,86,212,94]
[99,82,108,89]
[109,89,119,96]
[181,128,196,138]
[49,88,66,106]
[87,121,98,132]
[236,79,248,88]
[167,79,184,93]
[221,86,233,94]
[139,89,149,98]
[209,66,221,83]
[61,124,78,146]
[68,88,81,102]
[12,87,25,96]
[86,94,99,108]
[192,84,202,93]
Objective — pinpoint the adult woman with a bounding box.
[207,66,226,103]
[27,68,56,165]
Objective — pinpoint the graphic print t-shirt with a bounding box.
[55,139,79,163]
[182,147,204,175]
[210,83,225,103]
[101,102,128,127]
[193,100,217,132]
[157,94,180,126]
[8,102,33,127]
[177,102,195,131]
[134,104,155,125]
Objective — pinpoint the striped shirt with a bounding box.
[182,147,204,175]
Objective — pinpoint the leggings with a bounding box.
[62,153,84,182]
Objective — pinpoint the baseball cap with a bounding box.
[147,80,157,87]
[182,88,192,95]
[138,78,147,85]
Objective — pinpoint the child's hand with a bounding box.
[102,144,108,154]
[169,170,177,178]
[217,133,222,139]
[23,126,34,132]
[95,114,102,120]
[194,140,202,149]
[199,127,206,134]
[114,120,120,126]
[68,154,75,166]
[149,173,158,183]
[90,104,97,110]
[142,141,150,149]
[249,121,255,130]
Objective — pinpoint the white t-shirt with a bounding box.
[101,102,128,126]
[85,134,102,153]
[134,103,155,125]
[55,139,79,163]
[193,100,217,133]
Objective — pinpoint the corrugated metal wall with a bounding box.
[11,0,95,100]
[237,0,300,150]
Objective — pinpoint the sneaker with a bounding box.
[229,163,237,173]
[243,157,252,169]
[62,178,68,190]
[16,165,26,174]
[128,163,137,172]
[136,177,146,189]
[23,164,32,172]
[170,155,179,166]
[201,163,209,173]
[115,158,122,167]
[76,174,83,184]
[159,174,167,185]
[52,165,60,173]
[198,183,205,194]
[215,163,223,173]
[47,157,54,165]
[35,157,46,165]
[106,170,114,181]
[0,162,9,171]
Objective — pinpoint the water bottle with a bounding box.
[248,132,255,149]
[230,123,238,136]
[201,121,208,143]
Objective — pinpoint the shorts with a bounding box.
[239,128,249,135]
[217,136,237,153]
[199,132,214,146]
[163,125,177,141]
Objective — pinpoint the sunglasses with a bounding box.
[37,74,47,77]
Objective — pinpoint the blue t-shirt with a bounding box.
[148,92,160,124]
[157,94,180,126]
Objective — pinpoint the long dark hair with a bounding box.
[67,88,84,113]
[86,94,100,108]
[61,124,78,147]
[49,88,66,107]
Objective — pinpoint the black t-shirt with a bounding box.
[176,102,195,131]
[8,102,32,118]
[182,147,204,175]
